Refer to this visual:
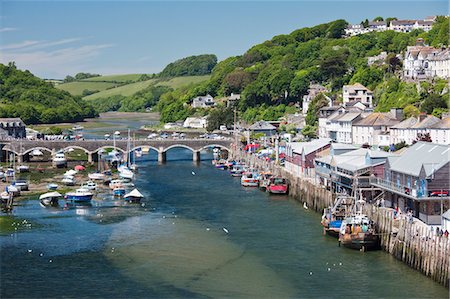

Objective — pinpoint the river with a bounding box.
[1,148,448,298]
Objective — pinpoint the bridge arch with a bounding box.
[22,146,54,156]
[59,145,91,155]
[93,146,126,155]
[163,144,196,153]
[200,144,231,152]
[130,145,160,154]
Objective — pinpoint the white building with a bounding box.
[428,117,450,145]
[344,24,368,36]
[368,21,387,31]
[302,84,330,115]
[192,94,215,108]
[352,109,402,146]
[318,106,342,138]
[390,115,441,145]
[345,17,435,37]
[342,83,373,108]
[183,116,208,129]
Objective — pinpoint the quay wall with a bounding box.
[235,151,449,287]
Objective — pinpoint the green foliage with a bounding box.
[63,72,100,83]
[241,104,296,123]
[350,66,384,90]
[422,16,449,47]
[374,77,420,111]
[301,125,317,139]
[420,93,448,114]
[432,108,448,118]
[206,106,234,132]
[403,104,420,118]
[159,54,217,78]
[305,93,330,126]
[0,63,97,124]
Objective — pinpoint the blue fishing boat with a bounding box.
[113,187,126,197]
[65,189,93,202]
[321,195,353,238]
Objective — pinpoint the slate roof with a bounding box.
[249,121,276,131]
[429,117,450,129]
[353,112,400,127]
[387,142,450,177]
[391,115,440,129]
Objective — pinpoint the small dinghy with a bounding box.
[124,188,144,203]
[40,191,62,207]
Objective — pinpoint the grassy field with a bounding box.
[56,81,119,96]
[81,74,146,82]
[83,75,210,100]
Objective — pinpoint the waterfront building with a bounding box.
[302,84,331,115]
[443,209,450,232]
[342,83,373,108]
[315,147,393,193]
[352,109,403,146]
[285,138,331,177]
[191,94,215,108]
[183,116,208,129]
[370,142,450,225]
[0,118,26,139]
[285,113,306,133]
[390,114,441,145]
[248,121,277,137]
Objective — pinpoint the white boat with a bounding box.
[65,189,94,202]
[118,165,134,180]
[81,181,97,190]
[17,165,29,173]
[109,179,124,190]
[241,171,260,187]
[53,152,67,168]
[47,183,58,190]
[113,187,126,197]
[7,185,20,196]
[88,172,105,180]
[124,188,144,203]
[62,176,75,186]
[39,191,62,206]
[1,191,10,200]
[64,169,78,176]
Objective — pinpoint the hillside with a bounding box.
[0,62,97,124]
[56,81,120,96]
[158,54,217,78]
[83,75,210,100]
[156,16,449,125]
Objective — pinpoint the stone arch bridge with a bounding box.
[1,138,233,163]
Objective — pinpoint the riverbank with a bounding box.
[234,150,450,288]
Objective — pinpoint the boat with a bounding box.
[61,176,76,186]
[213,160,228,170]
[321,195,353,238]
[338,198,379,251]
[113,187,126,197]
[39,191,62,206]
[6,185,20,197]
[81,181,97,191]
[109,179,123,190]
[1,191,10,201]
[65,188,94,202]
[88,172,105,181]
[230,164,245,177]
[258,172,273,191]
[241,171,259,187]
[12,180,29,191]
[118,168,134,181]
[53,152,67,168]
[124,188,144,203]
[267,177,289,194]
[17,165,29,173]
[47,183,58,191]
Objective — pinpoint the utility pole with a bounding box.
[234,108,238,158]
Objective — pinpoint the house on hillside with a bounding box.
[342,83,373,108]
[0,118,26,139]
[285,138,331,177]
[302,84,331,115]
[227,93,241,107]
[352,109,403,146]
[183,116,208,129]
[248,121,277,137]
[390,114,441,145]
[371,142,450,225]
[428,117,450,145]
[192,94,215,108]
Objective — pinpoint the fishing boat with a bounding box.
[124,188,144,203]
[81,181,97,191]
[47,183,59,191]
[230,164,245,177]
[241,171,260,187]
[338,198,379,251]
[88,172,105,181]
[39,191,62,206]
[53,152,67,168]
[267,177,289,194]
[65,188,94,202]
[113,187,126,197]
[258,172,273,191]
[321,195,353,238]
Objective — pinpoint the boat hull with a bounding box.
[339,233,380,251]
[65,194,93,202]
[124,196,141,203]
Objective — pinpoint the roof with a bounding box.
[336,112,361,122]
[343,83,372,93]
[249,121,276,131]
[288,138,331,156]
[124,188,144,198]
[428,117,450,129]
[0,118,25,127]
[443,209,450,220]
[388,142,450,177]
[228,94,241,100]
[331,143,359,151]
[391,20,416,26]
[353,112,400,127]
[391,115,440,129]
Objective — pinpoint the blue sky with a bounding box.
[0,1,447,79]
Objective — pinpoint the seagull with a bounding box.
[303,202,308,210]
[191,171,196,175]
[223,227,229,234]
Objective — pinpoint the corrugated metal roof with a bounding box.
[288,138,331,156]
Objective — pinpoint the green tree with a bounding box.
[373,16,384,22]
[420,93,448,114]
[403,104,420,118]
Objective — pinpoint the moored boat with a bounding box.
[258,172,273,191]
[124,188,144,203]
[81,181,97,191]
[39,191,62,206]
[53,152,67,168]
[88,172,105,181]
[267,177,289,194]
[241,171,259,187]
[230,164,245,177]
[47,183,59,191]
[61,176,75,186]
[321,195,353,238]
[17,165,30,173]
[65,189,94,202]
[113,187,126,197]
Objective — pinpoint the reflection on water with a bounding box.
[1,148,448,298]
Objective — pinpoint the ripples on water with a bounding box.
[1,149,448,298]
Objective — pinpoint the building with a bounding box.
[302,84,331,115]
[315,147,393,193]
[342,83,373,108]
[371,142,450,225]
[344,17,435,37]
[285,113,306,132]
[428,117,450,145]
[248,121,277,137]
[192,94,215,108]
[0,118,26,139]
[352,109,403,146]
[183,116,208,129]
[368,21,387,31]
[443,209,450,232]
[285,138,331,177]
[344,24,367,36]
[318,106,342,138]
[227,93,241,107]
[390,115,441,145]
[389,19,417,32]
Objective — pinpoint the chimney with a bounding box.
[390,108,404,120]
[415,38,425,47]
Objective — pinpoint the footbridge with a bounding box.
[0,138,233,163]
